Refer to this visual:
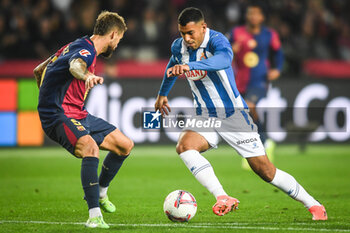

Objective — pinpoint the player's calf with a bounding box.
[99,152,129,192]
[247,155,276,182]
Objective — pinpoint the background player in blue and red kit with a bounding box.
[227,2,283,162]
[33,11,132,229]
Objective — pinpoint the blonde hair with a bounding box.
[93,11,127,35]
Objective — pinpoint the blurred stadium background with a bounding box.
[1,1,350,232]
[0,0,349,147]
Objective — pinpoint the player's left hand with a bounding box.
[232,42,241,53]
[267,69,280,81]
[167,64,190,77]
[155,95,171,116]
[85,74,104,91]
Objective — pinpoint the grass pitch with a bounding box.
[0,144,350,233]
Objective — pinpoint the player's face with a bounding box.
[101,30,124,58]
[179,21,207,50]
[246,7,264,27]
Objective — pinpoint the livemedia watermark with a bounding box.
[141,107,348,133]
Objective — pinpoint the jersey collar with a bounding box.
[199,28,210,48]
[83,36,96,53]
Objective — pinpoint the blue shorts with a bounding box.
[42,114,116,156]
[242,87,267,105]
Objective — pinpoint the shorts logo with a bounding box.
[70,119,86,131]
[237,138,257,145]
[143,110,161,129]
[79,49,91,57]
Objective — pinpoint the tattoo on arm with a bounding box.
[33,56,53,88]
[69,58,93,81]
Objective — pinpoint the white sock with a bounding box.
[99,186,108,199]
[89,207,102,218]
[180,150,227,198]
[270,169,321,208]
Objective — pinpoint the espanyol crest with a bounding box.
[184,70,207,81]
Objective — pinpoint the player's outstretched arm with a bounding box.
[167,64,190,77]
[268,29,283,81]
[33,56,53,88]
[155,95,171,116]
[69,58,103,91]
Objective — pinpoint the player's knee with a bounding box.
[176,143,183,154]
[114,138,134,156]
[176,143,192,154]
[75,136,99,158]
[122,138,134,156]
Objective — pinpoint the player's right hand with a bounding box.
[267,69,280,81]
[85,74,104,91]
[155,95,171,116]
[167,64,190,77]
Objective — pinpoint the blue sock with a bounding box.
[81,157,99,209]
[256,121,266,144]
[99,152,128,188]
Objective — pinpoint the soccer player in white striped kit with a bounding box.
[155,7,327,220]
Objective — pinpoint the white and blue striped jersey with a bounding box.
[159,28,248,118]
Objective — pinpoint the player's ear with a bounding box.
[109,31,115,40]
[202,22,207,32]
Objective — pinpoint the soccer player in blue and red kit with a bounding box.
[33,11,132,228]
[227,3,283,164]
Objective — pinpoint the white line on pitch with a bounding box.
[1,220,350,232]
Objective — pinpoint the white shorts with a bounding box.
[183,110,266,158]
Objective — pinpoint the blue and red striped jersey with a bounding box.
[38,36,96,127]
[228,26,283,93]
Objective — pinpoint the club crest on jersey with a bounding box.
[184,70,207,81]
[79,49,91,57]
[77,126,86,131]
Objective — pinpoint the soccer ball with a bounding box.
[163,190,197,222]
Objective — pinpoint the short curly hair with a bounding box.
[93,11,127,35]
